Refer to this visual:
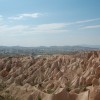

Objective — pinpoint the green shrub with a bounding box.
[47,89,54,94]
[37,95,41,100]
[65,81,71,92]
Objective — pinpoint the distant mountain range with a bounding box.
[80,44,100,48]
[0,45,99,56]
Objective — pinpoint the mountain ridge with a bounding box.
[0,45,99,56]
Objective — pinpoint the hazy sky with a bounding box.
[0,0,100,46]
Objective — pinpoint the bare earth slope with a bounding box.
[0,51,100,100]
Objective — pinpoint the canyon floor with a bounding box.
[0,51,100,100]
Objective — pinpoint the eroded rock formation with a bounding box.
[0,51,100,100]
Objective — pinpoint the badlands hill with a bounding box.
[0,51,100,100]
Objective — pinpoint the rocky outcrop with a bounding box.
[0,51,100,100]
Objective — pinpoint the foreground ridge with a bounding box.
[0,51,100,100]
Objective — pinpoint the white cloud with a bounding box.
[8,13,42,20]
[0,25,30,34]
[33,23,67,31]
[0,17,100,35]
[81,25,100,29]
[75,18,100,24]
[0,23,68,35]
[0,15,4,21]
[31,23,68,33]
[66,18,100,25]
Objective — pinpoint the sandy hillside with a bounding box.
[0,51,100,100]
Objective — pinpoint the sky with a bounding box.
[0,0,100,46]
